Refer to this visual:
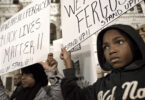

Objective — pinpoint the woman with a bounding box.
[15,63,48,100]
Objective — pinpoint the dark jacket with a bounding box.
[61,24,145,100]
[10,83,23,100]
[16,63,49,100]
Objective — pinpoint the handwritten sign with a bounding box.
[61,0,143,51]
[0,0,50,75]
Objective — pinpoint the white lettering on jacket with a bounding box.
[98,86,116,100]
[97,81,145,100]
[122,81,145,99]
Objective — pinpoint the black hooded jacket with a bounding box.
[61,24,145,100]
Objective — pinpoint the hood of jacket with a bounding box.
[97,24,145,71]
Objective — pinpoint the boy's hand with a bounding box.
[60,48,72,68]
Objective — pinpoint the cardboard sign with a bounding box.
[71,36,98,84]
[0,0,50,75]
[51,37,97,84]
[61,0,143,51]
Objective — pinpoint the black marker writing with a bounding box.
[84,5,92,28]
[118,0,127,5]
[76,10,84,33]
[98,0,108,18]
[64,0,76,17]
[109,0,117,11]
[0,0,49,32]
[3,40,35,63]
[19,18,41,38]
[91,1,100,24]
[37,33,43,50]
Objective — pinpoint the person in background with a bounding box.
[15,63,49,100]
[10,74,22,100]
[60,24,145,100]
[40,53,64,100]
[0,77,9,100]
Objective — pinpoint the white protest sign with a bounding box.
[0,0,50,75]
[61,0,143,51]
[71,36,97,84]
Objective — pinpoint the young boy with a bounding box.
[60,24,145,100]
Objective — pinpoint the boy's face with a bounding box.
[103,29,133,69]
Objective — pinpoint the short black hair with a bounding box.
[21,63,48,86]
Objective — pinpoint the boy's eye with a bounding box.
[103,45,109,50]
[116,40,124,45]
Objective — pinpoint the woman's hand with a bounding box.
[40,53,58,72]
